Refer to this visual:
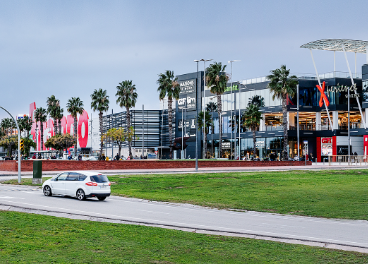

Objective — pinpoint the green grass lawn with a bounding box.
[108,170,368,220]
[1,211,367,263]
[3,169,368,220]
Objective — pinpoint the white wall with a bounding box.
[335,136,363,155]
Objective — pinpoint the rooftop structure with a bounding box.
[300,39,368,54]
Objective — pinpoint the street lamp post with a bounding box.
[0,106,21,183]
[200,59,212,159]
[228,60,240,159]
[194,60,200,170]
[181,107,189,159]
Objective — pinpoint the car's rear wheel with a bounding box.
[97,196,106,201]
[43,185,52,196]
[76,189,86,201]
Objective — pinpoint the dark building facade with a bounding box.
[174,66,368,161]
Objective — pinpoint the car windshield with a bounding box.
[90,175,109,183]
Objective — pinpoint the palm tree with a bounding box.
[55,107,64,135]
[248,95,265,108]
[66,97,84,156]
[206,102,217,157]
[34,107,47,150]
[197,111,212,159]
[116,80,138,159]
[267,65,298,160]
[1,118,14,136]
[18,116,33,138]
[91,88,110,159]
[206,62,229,158]
[243,103,263,160]
[46,95,61,135]
[157,70,180,159]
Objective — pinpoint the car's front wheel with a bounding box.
[43,186,52,196]
[97,196,106,201]
[76,189,86,201]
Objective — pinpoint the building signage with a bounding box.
[222,142,231,149]
[321,137,332,156]
[179,79,196,94]
[179,118,197,138]
[256,140,265,148]
[178,79,196,111]
[326,83,358,98]
[316,81,330,107]
[337,145,350,155]
[29,102,90,151]
[317,82,360,107]
[225,84,239,92]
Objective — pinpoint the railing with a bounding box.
[240,71,361,86]
[318,155,368,166]
[265,125,283,131]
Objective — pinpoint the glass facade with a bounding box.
[174,71,366,160]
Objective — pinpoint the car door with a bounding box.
[51,173,68,195]
[65,172,80,196]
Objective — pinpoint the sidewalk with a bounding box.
[1,163,368,178]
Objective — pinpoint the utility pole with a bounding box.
[142,104,144,158]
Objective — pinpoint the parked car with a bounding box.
[42,171,111,201]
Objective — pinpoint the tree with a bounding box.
[267,65,298,160]
[18,116,33,138]
[206,102,217,134]
[34,107,47,150]
[45,133,76,155]
[206,62,229,158]
[0,135,18,156]
[248,95,265,108]
[206,102,217,157]
[157,70,180,159]
[197,111,212,159]
[55,107,64,135]
[116,80,137,159]
[102,128,125,159]
[21,137,36,157]
[91,88,110,159]
[66,97,84,156]
[124,127,137,157]
[1,118,15,136]
[243,103,263,160]
[47,95,61,135]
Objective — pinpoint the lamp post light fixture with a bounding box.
[228,60,240,159]
[199,59,212,159]
[194,60,200,170]
[0,106,21,183]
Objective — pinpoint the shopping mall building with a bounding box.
[100,39,368,161]
[172,39,368,161]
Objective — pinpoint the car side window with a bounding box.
[79,175,87,181]
[57,173,68,181]
[66,173,79,181]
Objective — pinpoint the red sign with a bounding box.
[321,138,331,144]
[316,81,329,107]
[29,102,89,150]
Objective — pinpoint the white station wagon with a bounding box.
[42,171,111,201]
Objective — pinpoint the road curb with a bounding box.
[1,203,367,254]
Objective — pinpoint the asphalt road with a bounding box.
[0,184,367,253]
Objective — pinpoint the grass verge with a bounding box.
[107,170,368,220]
[0,211,367,263]
[3,169,368,220]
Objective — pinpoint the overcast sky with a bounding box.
[1,0,368,120]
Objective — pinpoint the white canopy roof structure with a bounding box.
[301,39,368,53]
